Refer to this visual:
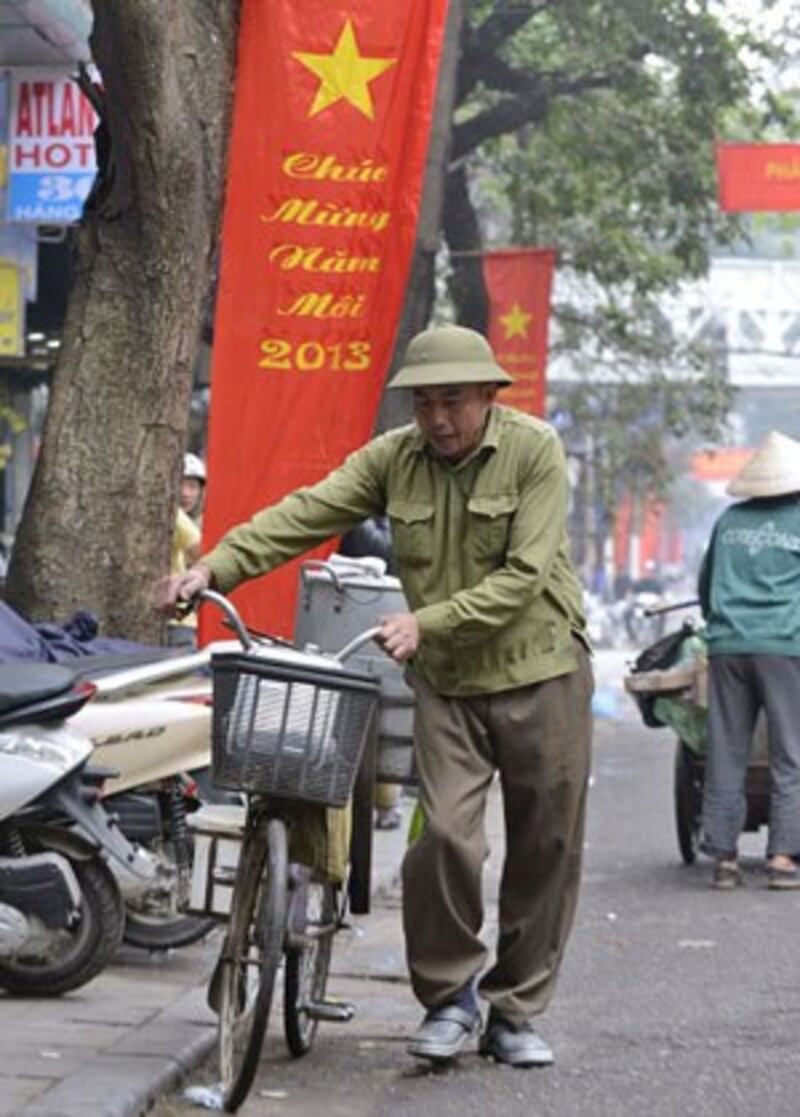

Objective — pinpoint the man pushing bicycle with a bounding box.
[164,325,593,1069]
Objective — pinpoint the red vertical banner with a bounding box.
[483,248,556,417]
[613,494,633,577]
[716,143,800,212]
[201,0,450,639]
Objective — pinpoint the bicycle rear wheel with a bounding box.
[283,879,336,1057]
[218,815,288,1113]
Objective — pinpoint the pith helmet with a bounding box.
[388,325,514,389]
[727,431,800,498]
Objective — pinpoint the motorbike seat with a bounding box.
[0,662,76,712]
[0,662,96,726]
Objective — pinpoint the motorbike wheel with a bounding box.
[124,909,215,951]
[0,855,125,997]
[218,816,288,1113]
[120,780,216,952]
[123,827,213,950]
[674,739,704,865]
[284,880,336,1058]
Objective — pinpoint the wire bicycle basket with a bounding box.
[211,641,380,809]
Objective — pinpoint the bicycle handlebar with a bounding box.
[192,589,254,650]
[191,589,383,662]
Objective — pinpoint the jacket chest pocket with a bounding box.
[467,493,518,563]
[387,500,434,569]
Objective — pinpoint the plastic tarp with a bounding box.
[0,601,159,664]
[651,632,708,755]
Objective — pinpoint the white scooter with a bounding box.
[0,661,161,995]
[70,642,231,951]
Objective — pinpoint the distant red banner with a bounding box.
[201,0,449,639]
[483,248,556,416]
[691,448,753,482]
[716,143,800,212]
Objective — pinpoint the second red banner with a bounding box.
[483,248,556,417]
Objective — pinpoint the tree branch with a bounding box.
[452,70,620,158]
[459,1,552,100]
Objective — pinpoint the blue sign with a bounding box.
[8,172,95,223]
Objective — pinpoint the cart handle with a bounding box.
[299,559,344,594]
[643,598,699,618]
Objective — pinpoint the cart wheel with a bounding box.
[218,816,288,1113]
[674,739,703,865]
[284,880,336,1057]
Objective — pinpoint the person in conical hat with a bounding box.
[699,429,800,890]
[726,430,800,499]
[163,324,593,1069]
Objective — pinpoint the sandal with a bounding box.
[767,860,800,890]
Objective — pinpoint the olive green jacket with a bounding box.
[203,405,587,696]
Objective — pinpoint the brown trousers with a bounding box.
[402,645,593,1025]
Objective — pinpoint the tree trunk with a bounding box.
[6,1,240,640]
[444,162,488,331]
[375,0,464,434]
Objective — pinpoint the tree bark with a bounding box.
[375,0,464,433]
[6,1,240,640]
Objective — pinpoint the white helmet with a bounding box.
[183,452,206,483]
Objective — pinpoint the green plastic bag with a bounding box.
[651,630,708,755]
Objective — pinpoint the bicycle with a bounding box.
[187,590,382,1112]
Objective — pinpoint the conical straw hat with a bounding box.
[727,431,800,498]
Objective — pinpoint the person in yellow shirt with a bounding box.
[168,507,201,646]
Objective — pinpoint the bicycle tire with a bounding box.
[674,739,703,865]
[283,880,336,1057]
[219,815,288,1113]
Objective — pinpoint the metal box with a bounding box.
[294,558,416,784]
[186,804,244,918]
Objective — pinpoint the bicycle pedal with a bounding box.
[304,999,356,1023]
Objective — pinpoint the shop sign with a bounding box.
[7,69,98,223]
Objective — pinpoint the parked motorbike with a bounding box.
[71,645,222,951]
[0,661,161,995]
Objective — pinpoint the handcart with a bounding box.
[294,557,418,912]
[624,621,769,864]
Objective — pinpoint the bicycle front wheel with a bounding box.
[219,815,288,1113]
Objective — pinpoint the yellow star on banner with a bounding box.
[292,20,396,120]
[499,302,533,340]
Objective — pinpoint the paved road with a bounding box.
[155,652,800,1117]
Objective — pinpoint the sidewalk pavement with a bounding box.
[3,651,629,1117]
[0,803,412,1117]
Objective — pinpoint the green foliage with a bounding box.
[449,0,788,511]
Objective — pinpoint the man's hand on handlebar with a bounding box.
[378,612,420,663]
[157,563,213,614]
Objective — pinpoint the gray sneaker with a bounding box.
[711,858,742,890]
[480,1016,554,1067]
[407,1004,480,1062]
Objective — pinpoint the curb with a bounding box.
[17,815,408,1117]
[19,985,216,1117]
